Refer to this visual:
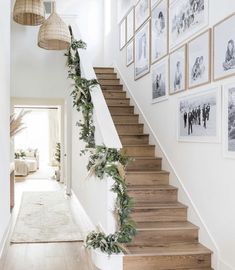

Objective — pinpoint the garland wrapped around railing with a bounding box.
[66,26,136,255]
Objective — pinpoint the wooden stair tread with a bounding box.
[135,221,199,231]
[126,170,168,174]
[129,156,161,160]
[108,104,134,107]
[133,202,187,210]
[125,243,212,256]
[128,185,177,191]
[123,144,155,147]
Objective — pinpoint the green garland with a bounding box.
[66,26,136,255]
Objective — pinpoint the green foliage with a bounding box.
[66,26,136,255]
[15,149,26,159]
[54,143,61,164]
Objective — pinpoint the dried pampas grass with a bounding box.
[10,110,30,138]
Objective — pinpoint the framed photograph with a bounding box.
[134,21,150,80]
[188,29,211,89]
[151,0,168,64]
[120,19,126,50]
[213,13,235,81]
[152,57,169,103]
[118,0,134,23]
[135,0,150,31]
[126,40,134,66]
[178,87,221,142]
[223,82,235,159]
[169,0,209,50]
[169,45,186,94]
[127,8,135,42]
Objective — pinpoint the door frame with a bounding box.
[11,97,71,193]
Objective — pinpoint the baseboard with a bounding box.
[0,216,13,269]
[114,64,220,269]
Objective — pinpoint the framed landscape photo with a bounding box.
[188,29,211,89]
[178,87,221,143]
[134,21,150,80]
[126,40,134,66]
[151,0,168,64]
[120,18,126,50]
[223,82,235,159]
[135,0,150,31]
[127,8,135,42]
[213,13,235,81]
[169,45,186,94]
[152,57,169,103]
[169,0,209,50]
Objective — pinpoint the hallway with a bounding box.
[2,179,97,270]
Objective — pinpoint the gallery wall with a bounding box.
[108,0,235,269]
[0,0,11,257]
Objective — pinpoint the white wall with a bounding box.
[108,1,235,270]
[0,0,11,255]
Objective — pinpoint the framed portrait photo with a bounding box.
[135,0,150,31]
[151,0,168,64]
[169,0,209,50]
[188,29,211,89]
[120,18,127,50]
[134,20,150,80]
[169,45,186,94]
[178,87,221,143]
[126,40,134,67]
[152,57,169,103]
[127,8,135,42]
[223,82,235,159]
[213,13,235,81]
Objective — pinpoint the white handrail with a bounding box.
[70,23,122,149]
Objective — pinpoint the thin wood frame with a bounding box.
[187,29,211,90]
[169,44,187,95]
[126,39,135,67]
[126,8,135,43]
[134,20,151,80]
[135,0,151,32]
[213,12,235,81]
[119,18,127,51]
[151,0,169,65]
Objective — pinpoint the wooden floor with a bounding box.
[2,179,98,270]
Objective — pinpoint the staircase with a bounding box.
[94,67,213,270]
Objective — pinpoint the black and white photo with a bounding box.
[151,0,168,64]
[169,45,186,94]
[223,83,235,158]
[120,18,126,50]
[178,87,221,142]
[214,13,235,81]
[127,8,134,42]
[126,40,134,66]
[135,21,150,79]
[152,57,169,103]
[169,0,208,50]
[135,0,150,31]
[188,29,211,89]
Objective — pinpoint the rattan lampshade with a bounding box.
[13,0,45,26]
[38,11,71,50]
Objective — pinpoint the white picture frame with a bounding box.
[213,13,235,81]
[151,0,169,64]
[223,82,235,159]
[152,57,169,103]
[169,0,209,51]
[135,0,151,31]
[127,8,135,42]
[134,20,150,80]
[120,18,127,50]
[169,44,186,94]
[126,40,134,66]
[177,86,221,143]
[188,29,211,89]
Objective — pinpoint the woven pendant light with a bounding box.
[13,0,45,26]
[38,2,71,50]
